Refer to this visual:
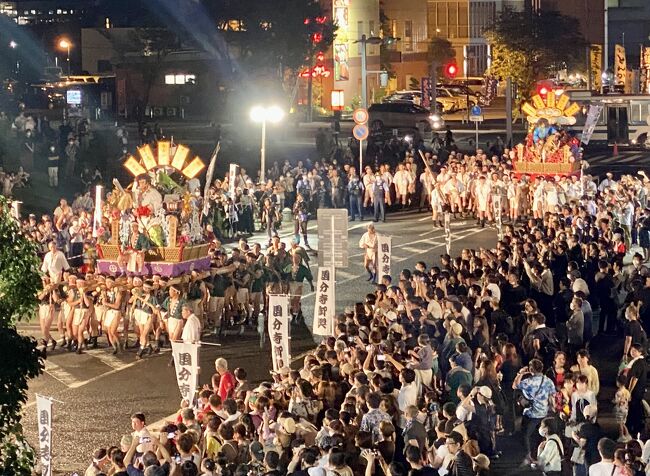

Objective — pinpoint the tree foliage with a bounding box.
[0,196,45,474]
[486,8,587,99]
[427,37,456,76]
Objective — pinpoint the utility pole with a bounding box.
[505,77,513,147]
[361,34,368,108]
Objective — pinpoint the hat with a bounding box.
[473,454,490,470]
[278,416,296,434]
[250,441,265,461]
[477,386,493,400]
[450,321,463,336]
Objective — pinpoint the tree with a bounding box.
[0,196,45,473]
[486,8,587,100]
[427,37,456,77]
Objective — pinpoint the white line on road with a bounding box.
[86,348,131,371]
[43,360,78,388]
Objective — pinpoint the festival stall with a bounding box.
[96,141,211,277]
[512,91,582,177]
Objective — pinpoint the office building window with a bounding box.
[165,74,196,85]
[404,20,413,51]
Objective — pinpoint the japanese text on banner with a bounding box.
[313,267,335,336]
[171,342,200,408]
[377,235,392,281]
[268,294,290,371]
[36,395,53,476]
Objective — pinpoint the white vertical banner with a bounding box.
[581,104,604,145]
[228,163,238,197]
[444,212,451,254]
[92,185,103,238]
[268,294,291,371]
[313,267,335,336]
[494,196,503,241]
[377,235,392,281]
[171,342,200,408]
[36,395,53,476]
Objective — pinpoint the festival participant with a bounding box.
[73,278,94,354]
[131,280,159,359]
[101,276,123,354]
[371,172,389,222]
[161,282,185,344]
[292,193,311,249]
[358,223,378,282]
[475,176,491,228]
[41,240,70,282]
[285,252,314,323]
[37,276,58,351]
[180,303,201,344]
[393,163,412,208]
[188,270,208,326]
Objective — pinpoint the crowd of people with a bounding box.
[22,142,650,476]
[4,105,650,476]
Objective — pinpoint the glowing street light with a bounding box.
[250,105,284,183]
[9,40,17,49]
[58,39,72,76]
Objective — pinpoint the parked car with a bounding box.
[382,90,445,114]
[368,102,443,132]
[450,77,485,94]
[436,85,479,111]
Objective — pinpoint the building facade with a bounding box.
[380,0,525,91]
[320,0,381,109]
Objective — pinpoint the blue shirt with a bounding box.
[516,374,556,419]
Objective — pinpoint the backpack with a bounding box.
[537,328,560,366]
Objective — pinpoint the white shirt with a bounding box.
[181,314,202,343]
[397,381,418,427]
[588,461,615,476]
[41,250,70,281]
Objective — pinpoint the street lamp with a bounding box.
[250,105,284,183]
[59,39,72,76]
[355,34,383,109]
[9,40,17,49]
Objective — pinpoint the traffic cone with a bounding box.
[613,142,619,156]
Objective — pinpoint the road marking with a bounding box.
[418,215,431,222]
[336,269,359,280]
[86,348,130,371]
[619,153,645,164]
[43,360,78,388]
[301,227,488,301]
[401,246,427,254]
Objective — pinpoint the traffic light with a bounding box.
[444,63,458,79]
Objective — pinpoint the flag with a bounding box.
[171,342,200,407]
[36,395,53,476]
[313,267,335,336]
[641,46,650,94]
[228,163,239,198]
[581,104,604,145]
[615,44,627,87]
[589,44,602,92]
[268,294,290,371]
[202,142,220,216]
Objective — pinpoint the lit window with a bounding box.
[56,9,61,14]
[31,9,36,14]
[175,74,185,84]
[165,75,175,84]
[185,74,196,84]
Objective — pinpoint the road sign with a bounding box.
[469,115,484,122]
[317,209,349,268]
[470,105,482,116]
[352,123,369,141]
[353,108,369,124]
